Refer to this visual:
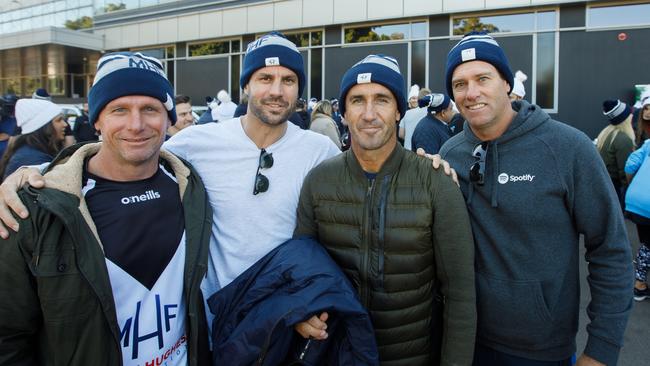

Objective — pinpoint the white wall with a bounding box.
[93,0,584,50]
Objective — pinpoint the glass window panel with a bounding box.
[103,2,127,13]
[54,11,66,27]
[66,9,80,23]
[285,32,310,48]
[231,40,240,53]
[411,40,426,91]
[20,7,33,19]
[80,6,94,17]
[48,76,65,95]
[588,3,650,28]
[165,60,173,88]
[535,32,555,109]
[310,48,322,100]
[25,77,43,96]
[79,0,94,6]
[66,0,80,8]
[6,78,22,96]
[453,13,534,35]
[188,41,230,57]
[311,31,323,46]
[536,11,556,31]
[42,2,54,14]
[345,23,410,43]
[411,22,427,39]
[140,0,159,7]
[54,0,66,12]
[166,46,175,59]
[230,54,240,103]
[136,48,165,59]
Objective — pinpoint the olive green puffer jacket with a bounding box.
[295,143,476,366]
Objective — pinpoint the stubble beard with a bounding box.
[250,96,296,126]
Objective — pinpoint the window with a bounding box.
[187,40,239,58]
[344,21,427,43]
[587,2,650,28]
[453,11,556,35]
[277,30,323,48]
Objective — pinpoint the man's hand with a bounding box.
[416,148,459,186]
[0,167,44,239]
[575,354,605,366]
[294,312,328,340]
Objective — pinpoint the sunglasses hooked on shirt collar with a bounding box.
[469,141,488,186]
[253,148,274,195]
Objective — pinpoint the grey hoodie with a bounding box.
[439,100,633,365]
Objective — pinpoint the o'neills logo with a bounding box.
[498,173,535,184]
[121,190,161,205]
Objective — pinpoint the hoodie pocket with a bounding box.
[476,272,553,347]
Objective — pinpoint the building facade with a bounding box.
[1,0,649,137]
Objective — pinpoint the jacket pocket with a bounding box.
[33,248,95,322]
[476,272,553,347]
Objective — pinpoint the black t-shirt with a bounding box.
[82,164,185,290]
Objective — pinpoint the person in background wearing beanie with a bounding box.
[624,138,650,302]
[211,89,238,122]
[438,32,632,366]
[294,54,476,365]
[32,87,76,148]
[0,51,212,365]
[597,99,635,209]
[411,93,454,154]
[309,99,341,149]
[398,86,431,150]
[509,70,527,101]
[0,99,67,179]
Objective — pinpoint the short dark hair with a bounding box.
[175,95,191,105]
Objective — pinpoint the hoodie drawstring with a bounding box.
[491,142,499,208]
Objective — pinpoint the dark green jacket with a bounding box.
[0,143,212,366]
[598,130,635,187]
[295,143,476,366]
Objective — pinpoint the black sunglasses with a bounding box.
[253,148,274,195]
[469,142,488,185]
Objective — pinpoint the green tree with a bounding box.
[104,3,126,13]
[453,17,500,35]
[65,16,93,30]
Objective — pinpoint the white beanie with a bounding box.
[511,70,527,98]
[408,84,420,99]
[217,89,231,103]
[15,99,62,134]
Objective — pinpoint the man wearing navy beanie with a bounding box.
[439,32,632,366]
[295,54,477,365]
[411,93,456,154]
[0,51,212,365]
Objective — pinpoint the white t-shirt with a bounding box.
[164,118,339,302]
[399,107,427,150]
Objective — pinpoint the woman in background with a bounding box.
[597,99,635,209]
[0,99,67,180]
[309,100,341,149]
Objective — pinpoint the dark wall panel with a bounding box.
[429,15,449,37]
[556,28,650,138]
[324,43,408,101]
[560,3,585,28]
[428,35,532,96]
[176,57,229,104]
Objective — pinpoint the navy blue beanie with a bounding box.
[240,32,306,97]
[339,54,406,120]
[419,93,451,113]
[88,52,176,125]
[602,99,631,125]
[445,32,514,100]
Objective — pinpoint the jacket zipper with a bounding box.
[376,175,391,290]
[360,177,375,307]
